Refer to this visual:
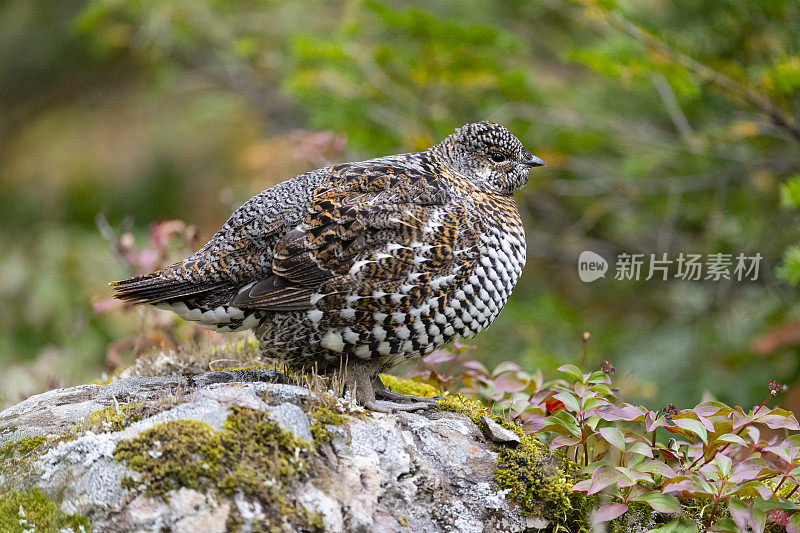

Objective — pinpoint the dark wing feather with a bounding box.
[231,162,449,312]
[231,276,315,311]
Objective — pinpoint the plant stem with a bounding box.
[705,497,720,529]
[786,481,799,500]
[771,475,787,499]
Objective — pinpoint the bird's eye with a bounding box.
[490,152,506,163]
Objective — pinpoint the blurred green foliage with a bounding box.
[1,0,799,411]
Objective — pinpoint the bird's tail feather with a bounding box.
[110,271,224,304]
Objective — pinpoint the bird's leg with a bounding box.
[372,375,442,405]
[345,361,433,413]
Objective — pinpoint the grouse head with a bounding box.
[432,121,544,195]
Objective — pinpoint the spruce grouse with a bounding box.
[111,121,544,411]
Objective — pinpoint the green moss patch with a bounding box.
[115,419,224,496]
[0,436,47,459]
[208,365,262,373]
[493,434,588,529]
[83,395,189,435]
[114,406,320,530]
[85,403,146,433]
[379,374,440,398]
[308,405,350,444]
[379,375,519,429]
[0,488,89,532]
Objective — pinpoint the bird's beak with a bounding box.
[522,155,546,168]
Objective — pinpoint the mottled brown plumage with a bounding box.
[111,122,544,411]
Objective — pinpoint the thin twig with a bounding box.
[599,8,800,143]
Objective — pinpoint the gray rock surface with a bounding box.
[0,374,535,532]
[480,415,522,446]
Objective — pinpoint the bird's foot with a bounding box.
[364,400,435,413]
[345,362,441,413]
[374,387,442,405]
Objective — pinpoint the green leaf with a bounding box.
[599,427,626,452]
[790,511,800,532]
[582,396,609,412]
[626,452,645,469]
[728,481,771,499]
[544,410,582,438]
[715,454,732,477]
[712,433,746,447]
[727,497,750,531]
[633,491,682,513]
[749,505,766,533]
[751,498,800,512]
[671,418,708,443]
[712,518,747,533]
[693,401,733,418]
[491,361,521,376]
[588,382,615,396]
[549,434,581,450]
[627,441,655,459]
[662,476,704,494]
[592,502,628,524]
[587,465,620,495]
[586,415,602,431]
[614,466,651,486]
[638,459,676,478]
[553,391,580,413]
[596,403,644,421]
[647,518,700,532]
[586,370,611,384]
[755,408,800,431]
[557,364,585,383]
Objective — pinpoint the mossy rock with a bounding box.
[1,436,50,482]
[114,406,320,530]
[379,375,587,529]
[0,488,89,532]
[0,436,47,459]
[85,403,146,433]
[115,419,224,496]
[308,405,350,444]
[493,434,589,529]
[0,373,576,531]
